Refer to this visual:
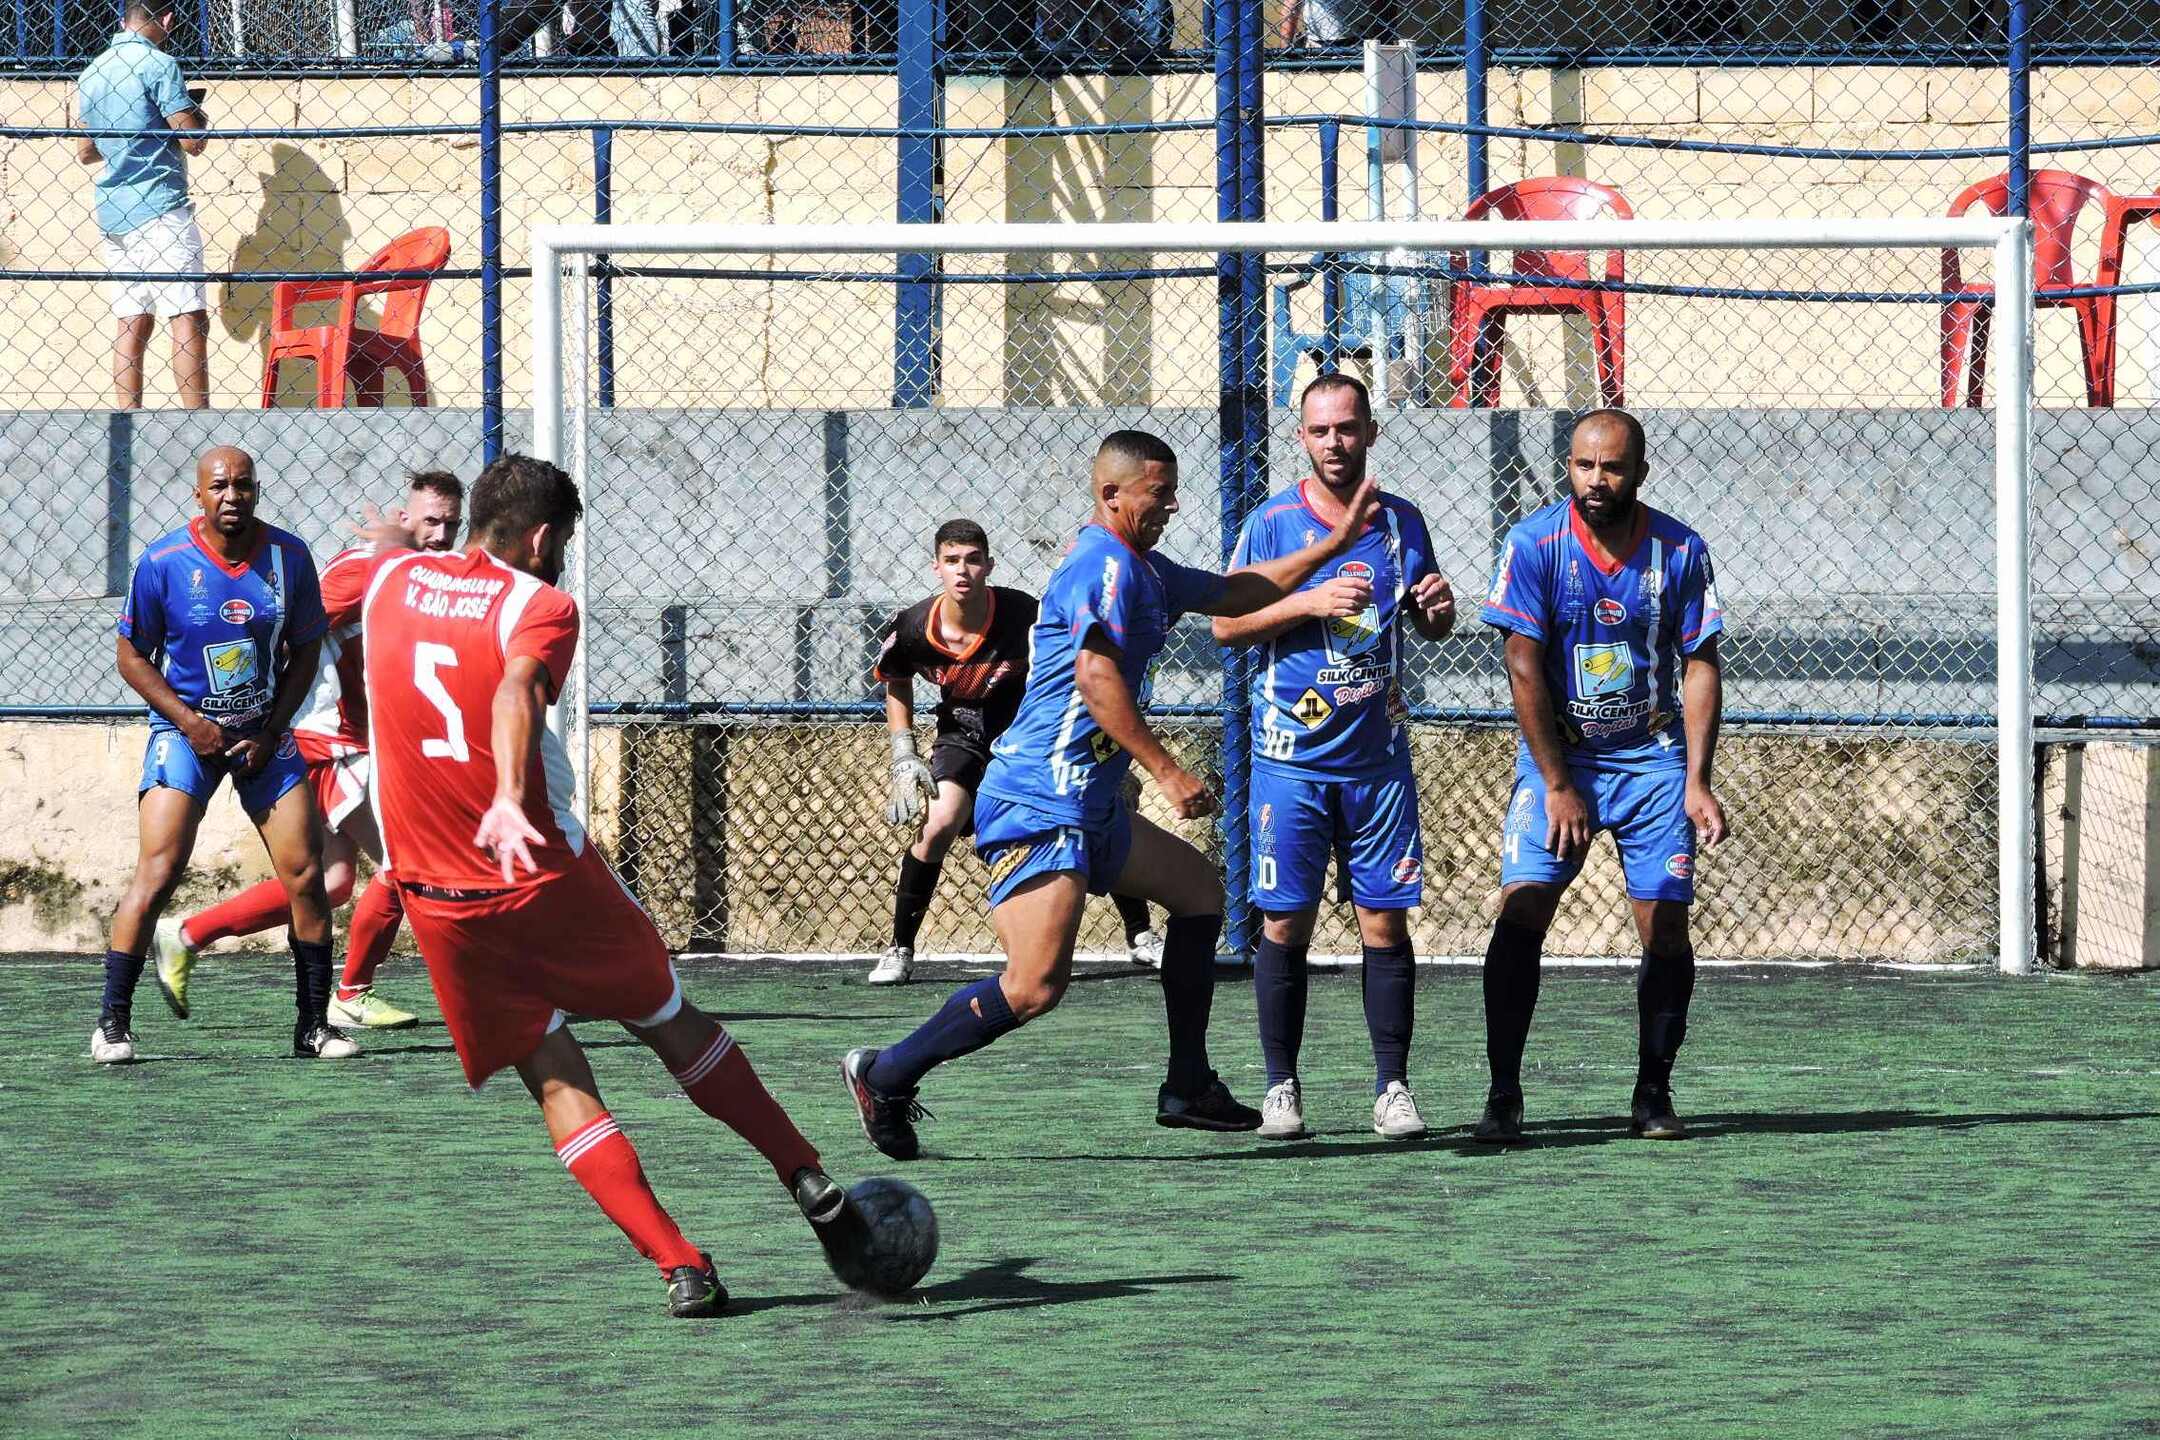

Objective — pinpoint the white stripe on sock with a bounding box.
[671,1029,736,1089]
[556,1117,621,1167]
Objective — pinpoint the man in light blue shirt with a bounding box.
[75,2,209,409]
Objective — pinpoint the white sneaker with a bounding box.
[90,1015,137,1065]
[1257,1078,1309,1140]
[1372,1080,1428,1140]
[867,945,914,986]
[294,1024,361,1060]
[1126,928,1165,969]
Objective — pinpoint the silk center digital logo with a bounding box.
[1324,560,1382,663]
[202,639,260,693]
[1573,642,1635,699]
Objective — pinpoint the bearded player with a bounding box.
[842,430,1379,1159]
[872,518,1162,986]
[360,453,866,1316]
[153,470,463,1030]
[1213,375,1456,1142]
[1475,409,1728,1144]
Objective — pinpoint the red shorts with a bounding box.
[399,848,681,1087]
[305,748,371,834]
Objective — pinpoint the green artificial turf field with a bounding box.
[6,953,2157,1439]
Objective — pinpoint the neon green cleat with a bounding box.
[327,987,418,1030]
[153,917,197,1020]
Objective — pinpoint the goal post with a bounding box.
[530,217,2035,974]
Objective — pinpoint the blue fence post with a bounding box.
[50,0,62,59]
[715,0,735,63]
[593,126,615,409]
[1464,0,1487,206]
[892,0,942,407]
[480,0,503,462]
[1320,118,1341,371]
[196,0,211,58]
[1214,0,1254,962]
[2006,0,2030,217]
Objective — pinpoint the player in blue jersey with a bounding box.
[1213,375,1457,1142]
[841,430,1378,1159]
[92,445,351,1065]
[1475,410,1728,1142]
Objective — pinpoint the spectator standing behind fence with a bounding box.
[1278,0,1384,47]
[74,3,209,411]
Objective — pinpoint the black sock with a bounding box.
[1483,920,1545,1098]
[101,948,146,1025]
[891,852,942,950]
[1159,913,1222,1096]
[1252,935,1309,1087]
[1111,893,1152,943]
[1361,940,1415,1093]
[1636,945,1696,1091]
[291,932,333,1029]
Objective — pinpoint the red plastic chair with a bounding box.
[1446,178,1632,409]
[1942,170,2121,408]
[259,227,451,408]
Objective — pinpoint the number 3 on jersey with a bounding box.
[414,642,470,762]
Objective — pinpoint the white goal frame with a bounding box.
[529,218,2037,974]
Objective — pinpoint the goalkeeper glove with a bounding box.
[884,731,935,828]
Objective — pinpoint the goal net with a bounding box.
[530,218,2034,972]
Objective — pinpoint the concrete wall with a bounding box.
[9,67,2160,411]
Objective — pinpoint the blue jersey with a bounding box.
[978,524,1225,825]
[117,519,327,736]
[1234,482,1436,778]
[1479,499,1723,774]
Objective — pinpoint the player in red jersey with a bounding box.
[153,472,464,1031]
[361,453,868,1316]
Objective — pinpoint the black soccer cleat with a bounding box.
[788,1166,847,1227]
[793,1172,878,1291]
[841,1047,929,1161]
[665,1252,727,1318]
[1473,1089,1526,1145]
[1155,1072,1262,1132]
[1631,1084,1686,1141]
[292,1022,360,1060]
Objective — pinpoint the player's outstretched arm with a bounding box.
[1682,637,1728,847]
[474,655,551,883]
[1075,633,1212,819]
[882,678,933,828]
[1504,632,1591,863]
[1199,477,1381,620]
[114,636,224,757]
[1209,572,1372,648]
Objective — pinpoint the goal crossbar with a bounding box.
[530,217,2037,974]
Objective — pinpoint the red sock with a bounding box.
[183,879,295,947]
[338,880,405,999]
[555,1113,701,1274]
[670,1027,822,1182]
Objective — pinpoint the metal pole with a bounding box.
[1995,219,2035,974]
[1464,0,1487,206]
[1214,0,1256,961]
[593,126,615,408]
[480,0,504,461]
[715,0,736,63]
[1320,118,1341,372]
[892,0,942,407]
[2006,0,2030,216]
[196,0,212,57]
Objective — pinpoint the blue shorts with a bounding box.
[1501,762,1694,903]
[1251,763,1423,912]
[140,727,309,817]
[974,792,1134,910]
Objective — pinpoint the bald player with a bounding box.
[94,445,352,1064]
[842,430,1379,1159]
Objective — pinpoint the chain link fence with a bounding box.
[4,1,2158,965]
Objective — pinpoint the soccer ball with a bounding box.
[839,1177,939,1295]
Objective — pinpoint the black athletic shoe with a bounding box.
[665,1252,727,1318]
[792,1169,877,1290]
[1155,1073,1262,1132]
[1473,1089,1526,1144]
[789,1166,847,1226]
[1631,1084,1686,1141]
[292,1022,359,1059]
[841,1047,928,1161]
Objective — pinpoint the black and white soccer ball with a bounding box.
[841,1177,939,1295]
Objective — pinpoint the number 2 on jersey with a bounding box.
[414,642,470,762]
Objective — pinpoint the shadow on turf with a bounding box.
[723,1256,1234,1321]
[936,1107,2160,1161]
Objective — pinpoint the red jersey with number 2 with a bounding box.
[361,546,585,891]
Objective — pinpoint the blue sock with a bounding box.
[1361,940,1415,1094]
[867,976,1018,1095]
[291,933,333,1027]
[101,948,146,1022]
[1159,913,1222,1097]
[1253,935,1309,1087]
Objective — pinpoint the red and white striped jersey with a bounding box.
[360,546,584,890]
[292,545,374,764]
